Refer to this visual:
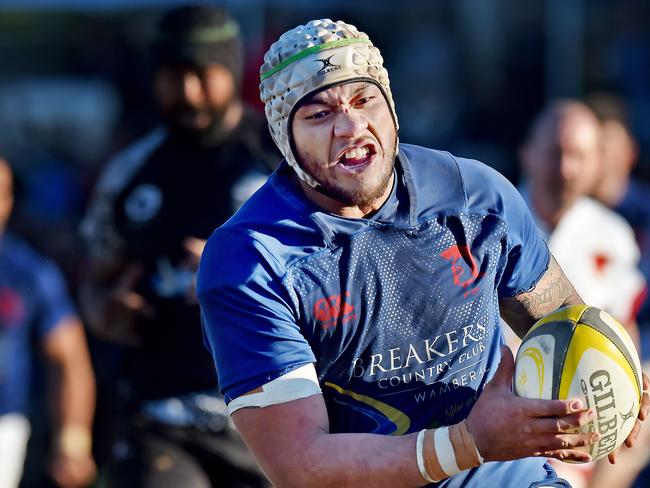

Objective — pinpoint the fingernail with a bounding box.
[592,433,602,442]
[571,400,584,411]
[587,409,597,420]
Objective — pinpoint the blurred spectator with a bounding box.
[0,157,96,488]
[518,100,646,488]
[79,5,278,487]
[585,93,650,488]
[588,94,650,355]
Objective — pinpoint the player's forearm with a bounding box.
[56,359,95,460]
[253,430,427,488]
[46,319,96,456]
[57,348,95,430]
[500,254,583,337]
[232,392,477,488]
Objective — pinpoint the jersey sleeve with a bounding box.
[197,228,316,404]
[33,258,78,338]
[456,157,550,297]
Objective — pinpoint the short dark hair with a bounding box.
[586,93,631,130]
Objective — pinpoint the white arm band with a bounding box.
[227,363,321,415]
[434,426,461,476]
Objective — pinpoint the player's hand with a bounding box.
[50,452,96,488]
[607,372,650,464]
[95,264,154,346]
[182,237,206,303]
[183,236,206,268]
[466,346,600,463]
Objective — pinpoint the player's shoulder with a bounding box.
[400,143,519,216]
[1,233,63,284]
[3,233,40,268]
[198,166,325,289]
[94,128,167,194]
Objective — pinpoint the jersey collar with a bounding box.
[271,144,419,246]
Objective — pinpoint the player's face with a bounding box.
[526,113,602,210]
[291,82,397,213]
[0,160,13,232]
[600,120,636,182]
[154,63,235,135]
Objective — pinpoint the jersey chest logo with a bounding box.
[440,244,483,298]
[125,183,163,223]
[0,287,26,328]
[313,291,356,330]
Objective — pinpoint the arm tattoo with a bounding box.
[500,254,583,338]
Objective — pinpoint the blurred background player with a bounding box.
[582,94,650,488]
[518,100,646,488]
[80,4,278,487]
[587,94,650,357]
[519,100,645,334]
[0,157,96,488]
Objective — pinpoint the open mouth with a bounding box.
[337,144,377,170]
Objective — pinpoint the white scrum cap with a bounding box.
[259,19,398,188]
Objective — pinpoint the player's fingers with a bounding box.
[184,236,206,261]
[624,418,642,448]
[521,408,596,434]
[532,432,600,452]
[521,397,587,418]
[608,450,617,464]
[542,448,593,464]
[114,290,155,318]
[639,377,649,421]
[116,263,144,289]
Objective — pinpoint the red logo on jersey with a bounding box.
[593,253,610,274]
[314,292,356,330]
[440,244,483,297]
[0,287,26,328]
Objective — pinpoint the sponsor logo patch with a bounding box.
[314,291,356,329]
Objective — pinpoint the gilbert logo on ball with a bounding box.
[514,304,642,462]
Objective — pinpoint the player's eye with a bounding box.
[305,110,329,120]
[354,96,375,107]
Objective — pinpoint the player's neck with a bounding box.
[297,172,395,219]
[533,193,575,231]
[592,176,629,208]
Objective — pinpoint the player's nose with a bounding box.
[334,108,367,138]
[181,72,205,105]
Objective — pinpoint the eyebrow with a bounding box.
[299,83,373,108]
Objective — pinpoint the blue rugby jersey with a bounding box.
[0,233,76,415]
[198,144,551,487]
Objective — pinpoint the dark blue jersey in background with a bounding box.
[0,233,76,415]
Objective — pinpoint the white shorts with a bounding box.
[0,413,30,488]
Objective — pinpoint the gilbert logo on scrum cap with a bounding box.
[315,55,341,76]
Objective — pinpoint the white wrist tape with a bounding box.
[434,426,461,477]
[416,429,435,483]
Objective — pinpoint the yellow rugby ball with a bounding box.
[514,304,642,462]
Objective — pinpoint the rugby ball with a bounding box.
[514,304,642,462]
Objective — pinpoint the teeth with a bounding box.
[343,146,369,160]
